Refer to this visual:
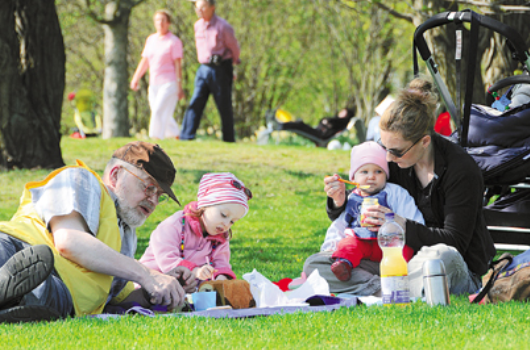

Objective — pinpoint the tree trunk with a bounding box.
[481,3,530,90]
[101,3,130,138]
[0,0,65,170]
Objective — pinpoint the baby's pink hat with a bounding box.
[197,173,249,215]
[349,141,389,181]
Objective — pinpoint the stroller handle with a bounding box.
[414,11,530,67]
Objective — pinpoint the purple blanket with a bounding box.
[177,297,358,319]
[94,295,359,320]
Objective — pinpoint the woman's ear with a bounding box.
[422,134,432,148]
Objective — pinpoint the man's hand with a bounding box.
[166,266,197,293]
[142,269,186,310]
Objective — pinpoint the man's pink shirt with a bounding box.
[194,14,240,64]
[142,32,183,86]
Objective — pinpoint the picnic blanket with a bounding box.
[92,295,359,320]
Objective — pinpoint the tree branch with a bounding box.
[131,0,148,7]
[453,1,530,13]
[372,1,413,23]
[83,0,110,24]
[339,0,414,23]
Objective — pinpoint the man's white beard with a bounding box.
[115,186,147,228]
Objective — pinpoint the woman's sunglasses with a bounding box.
[377,136,424,159]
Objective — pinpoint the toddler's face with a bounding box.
[201,203,246,236]
[353,163,386,196]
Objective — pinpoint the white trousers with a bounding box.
[148,81,180,139]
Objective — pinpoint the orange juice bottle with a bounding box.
[378,213,410,306]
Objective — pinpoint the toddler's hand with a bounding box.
[195,265,216,280]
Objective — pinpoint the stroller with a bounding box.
[413,10,530,248]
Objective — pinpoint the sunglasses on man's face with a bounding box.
[377,136,424,159]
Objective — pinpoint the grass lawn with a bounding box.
[0,137,529,349]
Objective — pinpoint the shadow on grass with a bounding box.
[285,169,316,179]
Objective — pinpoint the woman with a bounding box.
[304,78,496,297]
[130,9,185,140]
[278,108,355,141]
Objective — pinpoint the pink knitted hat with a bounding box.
[197,173,250,215]
[349,141,390,181]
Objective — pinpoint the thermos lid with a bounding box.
[422,259,446,277]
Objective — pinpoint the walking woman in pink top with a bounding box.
[140,173,251,282]
[130,9,185,140]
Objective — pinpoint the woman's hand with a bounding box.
[130,79,139,91]
[194,265,215,280]
[177,86,185,101]
[363,205,406,232]
[324,174,346,208]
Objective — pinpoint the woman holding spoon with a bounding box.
[324,141,424,282]
[306,78,495,297]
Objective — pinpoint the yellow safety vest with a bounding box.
[0,160,123,316]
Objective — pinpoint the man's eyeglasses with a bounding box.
[377,136,424,159]
[120,166,168,203]
[208,180,253,200]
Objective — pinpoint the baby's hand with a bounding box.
[195,265,216,280]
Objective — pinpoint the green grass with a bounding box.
[1,138,529,349]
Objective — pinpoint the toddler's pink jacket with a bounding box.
[140,202,236,279]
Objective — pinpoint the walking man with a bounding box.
[180,0,240,142]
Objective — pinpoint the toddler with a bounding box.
[324,141,425,281]
[140,172,251,281]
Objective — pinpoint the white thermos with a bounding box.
[422,259,450,306]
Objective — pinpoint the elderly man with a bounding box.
[180,0,240,143]
[0,141,195,323]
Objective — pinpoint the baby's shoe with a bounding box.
[331,259,353,281]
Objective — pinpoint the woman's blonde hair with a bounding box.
[154,9,172,24]
[380,77,438,142]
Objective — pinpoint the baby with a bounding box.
[324,141,425,281]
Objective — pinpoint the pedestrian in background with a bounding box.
[131,9,185,140]
[181,0,241,143]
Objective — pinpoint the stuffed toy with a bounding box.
[198,280,256,309]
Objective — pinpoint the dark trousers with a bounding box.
[181,61,235,142]
[0,233,73,317]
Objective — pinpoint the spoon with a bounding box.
[327,176,370,189]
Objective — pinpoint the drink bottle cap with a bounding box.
[384,212,395,221]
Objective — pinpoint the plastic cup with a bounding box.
[191,292,217,311]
